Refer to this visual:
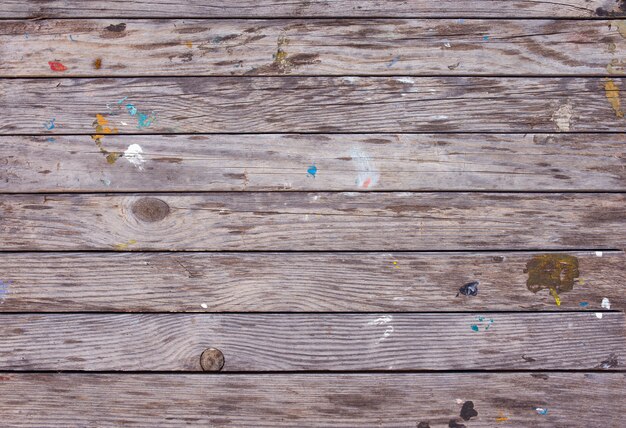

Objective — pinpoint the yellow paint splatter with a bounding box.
[610,20,626,38]
[392,261,398,268]
[184,40,193,48]
[606,59,626,75]
[550,288,561,306]
[496,412,509,422]
[114,239,137,250]
[92,114,121,164]
[604,78,624,118]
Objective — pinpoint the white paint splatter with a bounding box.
[367,315,394,342]
[396,77,414,84]
[433,115,449,120]
[444,42,451,48]
[455,398,464,405]
[123,144,145,170]
[350,148,380,189]
[602,298,611,309]
[596,251,603,257]
[551,103,573,132]
[596,313,603,319]
[200,303,208,309]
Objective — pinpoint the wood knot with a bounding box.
[200,348,225,372]
[132,197,170,222]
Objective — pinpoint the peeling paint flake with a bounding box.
[124,144,146,170]
[350,148,379,189]
[551,103,573,131]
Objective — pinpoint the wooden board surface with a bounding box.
[3,19,626,77]
[2,77,626,134]
[0,373,623,427]
[3,134,625,192]
[1,193,623,251]
[0,251,622,312]
[0,313,623,370]
[1,0,622,18]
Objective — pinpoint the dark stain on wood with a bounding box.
[417,423,431,428]
[448,420,466,428]
[131,197,170,223]
[460,401,478,421]
[106,23,126,32]
[595,353,619,369]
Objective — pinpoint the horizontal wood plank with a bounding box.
[0,0,622,18]
[0,374,624,427]
[2,77,625,133]
[3,134,625,192]
[0,313,623,370]
[0,251,623,312]
[0,193,623,251]
[3,19,626,77]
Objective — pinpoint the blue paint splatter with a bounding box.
[472,316,494,331]
[117,96,129,105]
[44,118,55,130]
[579,302,589,307]
[46,137,56,143]
[136,111,156,128]
[0,280,10,302]
[387,56,399,68]
[483,35,490,41]
[307,165,317,178]
[457,19,465,24]
[126,103,138,116]
[535,408,548,415]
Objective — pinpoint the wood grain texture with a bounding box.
[0,313,623,370]
[3,19,626,77]
[0,251,623,312]
[0,0,622,18]
[0,374,624,428]
[3,134,625,192]
[1,193,624,251]
[2,77,625,133]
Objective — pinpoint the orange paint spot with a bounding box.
[93,114,118,134]
[93,58,102,69]
[496,416,509,422]
[604,78,624,118]
[185,40,193,48]
[48,61,68,72]
[362,177,372,188]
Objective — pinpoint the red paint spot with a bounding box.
[48,61,68,72]
[362,177,372,188]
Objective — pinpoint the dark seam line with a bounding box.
[2,74,625,79]
[1,190,625,195]
[0,310,621,315]
[0,249,621,254]
[0,369,622,375]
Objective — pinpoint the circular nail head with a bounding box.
[132,197,170,222]
[200,348,225,372]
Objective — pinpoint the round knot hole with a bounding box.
[132,197,170,223]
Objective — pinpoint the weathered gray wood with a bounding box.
[0,313,623,370]
[3,19,626,76]
[3,134,625,192]
[2,77,625,133]
[0,251,622,312]
[1,373,624,427]
[0,193,624,250]
[0,0,621,18]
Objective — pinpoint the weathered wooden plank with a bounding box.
[0,313,623,370]
[2,373,626,428]
[0,0,622,18]
[2,77,625,133]
[1,373,624,427]
[3,19,626,77]
[3,134,625,192]
[0,251,622,312]
[0,193,623,251]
